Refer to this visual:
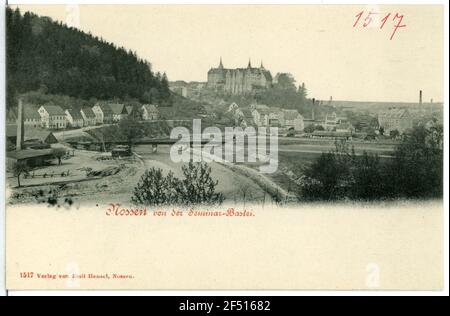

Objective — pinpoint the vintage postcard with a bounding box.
[3,3,446,291]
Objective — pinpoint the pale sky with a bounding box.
[16,4,444,103]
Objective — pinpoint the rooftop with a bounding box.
[142,104,158,112]
[6,148,57,160]
[41,104,65,116]
[6,124,55,141]
[81,107,96,118]
[379,108,410,119]
[108,103,126,115]
[95,102,114,115]
[66,108,83,120]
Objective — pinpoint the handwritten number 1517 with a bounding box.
[353,11,406,40]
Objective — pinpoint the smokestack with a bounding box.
[312,107,315,121]
[16,98,24,150]
[419,90,422,106]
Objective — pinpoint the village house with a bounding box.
[80,107,97,126]
[279,109,304,131]
[109,103,128,122]
[141,104,159,120]
[7,106,44,128]
[65,109,84,128]
[251,105,287,128]
[227,103,246,126]
[23,107,41,128]
[239,108,255,127]
[378,108,413,134]
[38,105,67,129]
[125,105,144,120]
[267,108,282,127]
[6,148,59,171]
[92,102,114,124]
[322,112,347,131]
[6,124,58,150]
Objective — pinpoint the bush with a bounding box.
[131,168,175,205]
[132,162,224,206]
[178,162,224,205]
[297,125,443,201]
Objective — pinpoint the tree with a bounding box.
[298,124,443,201]
[178,162,224,205]
[12,161,30,187]
[351,152,384,199]
[298,82,307,99]
[304,124,324,133]
[132,163,224,206]
[132,168,177,205]
[53,148,66,165]
[389,129,400,139]
[5,7,172,109]
[386,125,443,198]
[118,115,144,148]
[275,73,296,91]
[379,126,384,136]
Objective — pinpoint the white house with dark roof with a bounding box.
[80,107,97,126]
[250,104,270,126]
[279,109,304,131]
[38,105,67,129]
[23,106,41,128]
[109,103,128,122]
[65,109,84,128]
[141,104,159,120]
[6,105,41,127]
[92,102,114,124]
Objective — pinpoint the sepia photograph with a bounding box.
[2,2,447,292]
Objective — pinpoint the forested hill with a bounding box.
[6,7,172,108]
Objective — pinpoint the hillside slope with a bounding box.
[6,7,172,108]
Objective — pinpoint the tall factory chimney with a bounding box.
[419,90,422,106]
[16,98,25,150]
[312,98,315,121]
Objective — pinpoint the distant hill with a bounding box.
[6,7,172,109]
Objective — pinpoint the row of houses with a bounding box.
[7,102,160,130]
[227,103,305,131]
[227,103,361,136]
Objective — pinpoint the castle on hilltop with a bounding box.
[207,58,272,95]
